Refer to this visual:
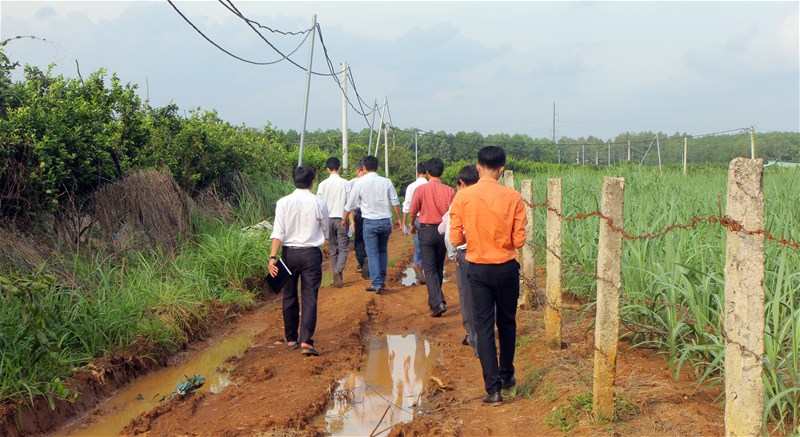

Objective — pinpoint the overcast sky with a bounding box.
[2,1,798,140]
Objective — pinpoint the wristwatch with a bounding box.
[269,255,278,260]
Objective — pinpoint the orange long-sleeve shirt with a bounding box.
[449,176,527,264]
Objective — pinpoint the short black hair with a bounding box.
[425,157,444,177]
[416,162,427,175]
[458,164,479,186]
[477,146,506,170]
[362,155,379,172]
[354,160,365,171]
[294,165,315,189]
[325,157,341,171]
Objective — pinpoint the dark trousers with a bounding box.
[353,209,367,268]
[468,259,520,395]
[281,246,323,346]
[327,218,350,273]
[455,249,477,355]
[418,225,447,309]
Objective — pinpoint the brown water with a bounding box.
[54,329,257,436]
[315,334,438,436]
[401,267,448,287]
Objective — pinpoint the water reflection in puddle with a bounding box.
[401,268,448,287]
[317,334,438,436]
[54,329,257,437]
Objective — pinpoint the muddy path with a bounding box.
[53,231,723,436]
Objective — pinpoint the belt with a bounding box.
[284,246,318,250]
[419,223,440,227]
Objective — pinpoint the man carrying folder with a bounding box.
[268,166,329,356]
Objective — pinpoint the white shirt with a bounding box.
[402,177,428,214]
[439,207,466,260]
[316,173,350,218]
[347,177,362,209]
[345,172,400,220]
[270,189,329,247]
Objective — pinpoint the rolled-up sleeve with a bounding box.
[269,199,286,242]
[388,181,400,206]
[344,181,360,212]
[449,194,466,247]
[408,186,422,220]
[511,196,528,249]
[317,198,330,236]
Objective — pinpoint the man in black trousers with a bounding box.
[409,158,455,317]
[449,147,527,405]
[268,165,329,356]
[349,161,369,279]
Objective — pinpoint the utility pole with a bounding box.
[683,136,688,175]
[414,129,419,170]
[595,148,599,165]
[297,14,317,167]
[384,123,389,177]
[552,101,560,164]
[607,141,611,166]
[656,133,663,176]
[627,140,631,161]
[750,126,756,159]
[374,97,387,156]
[368,100,377,155]
[341,61,348,172]
[582,144,586,165]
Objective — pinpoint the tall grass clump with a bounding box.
[0,171,290,408]
[519,164,799,432]
[232,174,293,228]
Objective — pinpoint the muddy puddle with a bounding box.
[54,329,258,436]
[314,334,439,436]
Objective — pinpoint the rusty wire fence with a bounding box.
[508,162,799,434]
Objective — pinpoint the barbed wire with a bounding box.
[521,198,800,250]
[519,208,800,390]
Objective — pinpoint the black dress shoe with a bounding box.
[501,375,517,390]
[461,334,469,346]
[431,302,446,317]
[482,392,503,405]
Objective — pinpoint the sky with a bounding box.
[1,1,798,140]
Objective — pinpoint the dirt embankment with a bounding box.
[15,231,724,436]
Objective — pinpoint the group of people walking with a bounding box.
[268,146,527,404]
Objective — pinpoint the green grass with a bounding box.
[0,175,284,408]
[519,163,800,432]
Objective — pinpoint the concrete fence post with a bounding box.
[592,177,624,421]
[724,158,765,437]
[545,178,562,350]
[503,170,514,189]
[520,179,535,308]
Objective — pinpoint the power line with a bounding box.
[218,0,342,76]
[168,0,309,66]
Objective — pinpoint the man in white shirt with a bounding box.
[402,162,428,286]
[439,165,480,356]
[269,166,328,356]
[349,161,369,278]
[342,156,402,293]
[316,157,352,288]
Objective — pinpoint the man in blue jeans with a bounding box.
[342,156,402,293]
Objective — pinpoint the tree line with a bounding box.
[2,48,797,225]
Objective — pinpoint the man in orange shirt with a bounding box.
[449,146,527,405]
[409,157,455,317]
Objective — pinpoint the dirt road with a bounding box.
[61,231,723,436]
